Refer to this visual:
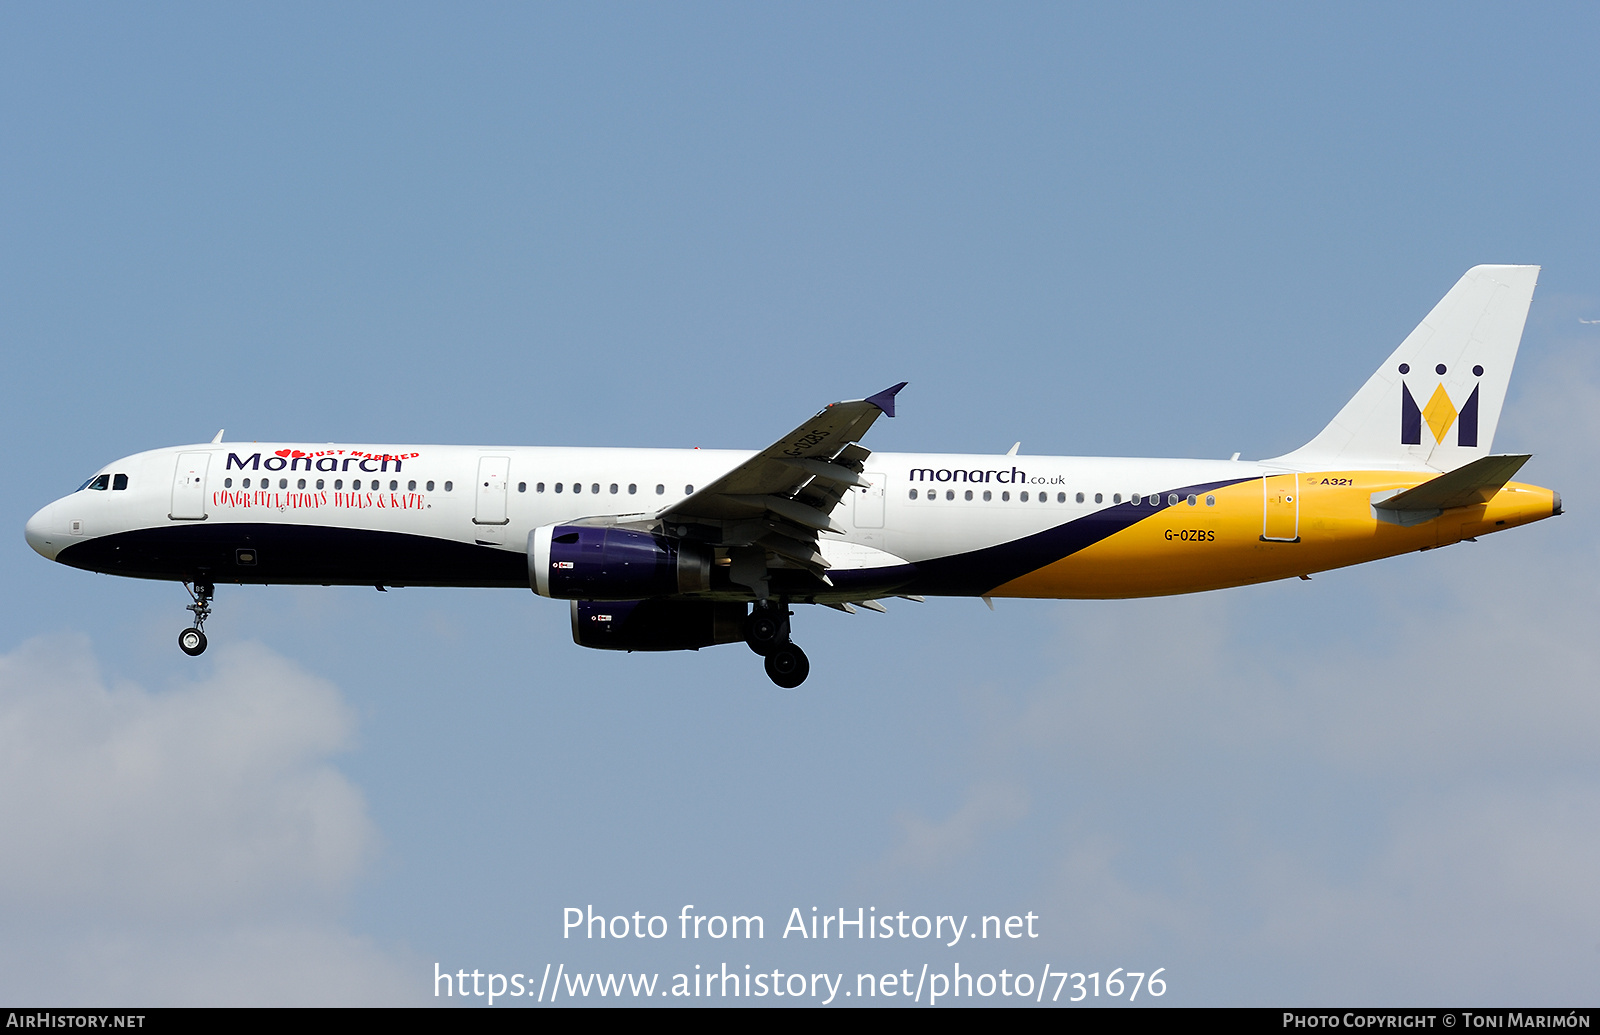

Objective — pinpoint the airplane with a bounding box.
[24,265,1560,688]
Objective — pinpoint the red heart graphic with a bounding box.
[291,450,306,458]
[275,449,291,457]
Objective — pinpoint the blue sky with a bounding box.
[2,3,1598,1006]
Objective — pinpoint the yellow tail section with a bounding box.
[990,473,1559,599]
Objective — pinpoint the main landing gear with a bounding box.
[178,581,214,656]
[746,602,809,689]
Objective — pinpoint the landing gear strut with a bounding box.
[747,602,809,688]
[178,581,213,657]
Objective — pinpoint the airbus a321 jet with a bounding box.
[26,266,1560,687]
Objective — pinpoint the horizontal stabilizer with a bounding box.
[1375,454,1531,512]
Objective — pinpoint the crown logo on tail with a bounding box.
[1399,365,1480,447]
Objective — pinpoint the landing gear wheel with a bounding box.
[178,581,215,657]
[745,606,789,656]
[764,643,810,688]
[178,627,208,656]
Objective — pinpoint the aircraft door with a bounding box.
[474,456,511,526]
[169,452,210,520]
[854,472,886,528]
[1261,473,1300,543]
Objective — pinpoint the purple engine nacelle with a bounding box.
[570,599,747,651]
[529,524,712,600]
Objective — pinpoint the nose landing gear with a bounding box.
[747,602,809,688]
[178,581,214,656]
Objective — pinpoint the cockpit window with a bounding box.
[112,474,129,490]
[84,474,110,491]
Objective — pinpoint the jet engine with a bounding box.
[529,525,712,600]
[570,599,747,651]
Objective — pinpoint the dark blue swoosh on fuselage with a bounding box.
[828,477,1255,597]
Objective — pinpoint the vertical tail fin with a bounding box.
[1272,265,1539,471]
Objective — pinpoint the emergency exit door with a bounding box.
[169,453,210,521]
[854,472,886,528]
[1261,473,1300,543]
[474,456,511,525]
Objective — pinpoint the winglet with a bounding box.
[211,429,225,443]
[864,382,908,418]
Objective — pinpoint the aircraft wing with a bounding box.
[657,382,906,584]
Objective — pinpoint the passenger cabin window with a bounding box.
[426,480,435,491]
[444,481,453,492]
[536,482,545,492]
[573,482,582,494]
[983,490,992,501]
[609,483,618,494]
[591,483,600,494]
[656,484,665,495]
[297,478,307,489]
[316,479,325,489]
[555,483,564,493]
[628,484,637,494]
[909,489,918,499]
[685,485,694,494]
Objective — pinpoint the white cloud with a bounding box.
[0,638,420,1005]
[882,781,1029,872]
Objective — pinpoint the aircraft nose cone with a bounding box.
[25,503,57,560]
